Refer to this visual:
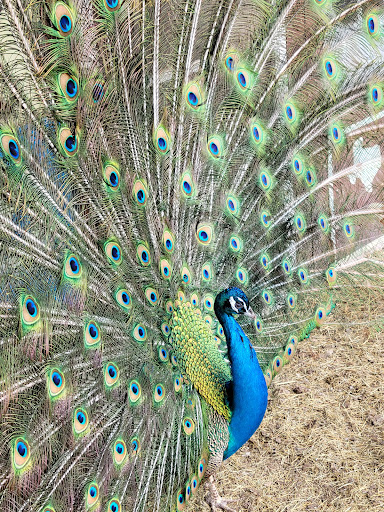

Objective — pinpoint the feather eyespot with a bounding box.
[203,294,214,312]
[22,296,40,325]
[104,363,119,388]
[108,499,122,512]
[13,438,31,470]
[224,52,239,72]
[160,258,172,279]
[315,306,326,327]
[104,0,121,11]
[237,68,252,90]
[49,369,65,398]
[133,179,148,205]
[133,324,147,342]
[305,168,316,187]
[295,213,306,233]
[324,58,336,79]
[326,267,337,286]
[174,375,182,392]
[162,229,175,253]
[282,259,292,276]
[115,289,131,311]
[54,3,75,37]
[64,254,82,279]
[343,221,354,238]
[103,164,120,191]
[260,253,270,271]
[74,408,89,434]
[272,355,283,374]
[292,156,304,176]
[104,241,122,265]
[186,83,204,109]
[183,418,195,435]
[42,507,56,512]
[59,128,78,156]
[166,301,174,314]
[129,380,142,403]
[59,73,79,102]
[130,436,141,455]
[367,14,379,36]
[113,440,127,465]
[262,289,273,305]
[198,457,207,480]
[1,133,22,165]
[190,293,199,307]
[159,346,169,362]
[251,122,264,146]
[181,265,191,285]
[285,103,296,123]
[254,317,263,333]
[207,136,224,159]
[318,215,329,233]
[226,195,239,215]
[191,475,199,494]
[87,483,99,508]
[260,210,271,228]
[154,384,165,403]
[201,263,212,282]
[264,369,273,387]
[154,126,170,154]
[84,321,101,348]
[259,170,272,191]
[145,287,159,306]
[177,490,186,511]
[229,235,242,252]
[284,340,296,363]
[236,267,248,285]
[137,244,151,266]
[287,293,296,309]
[161,322,170,336]
[370,85,383,105]
[298,268,309,284]
[180,171,195,198]
[196,224,213,245]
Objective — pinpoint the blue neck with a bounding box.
[217,311,268,459]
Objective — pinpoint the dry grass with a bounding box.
[194,290,384,512]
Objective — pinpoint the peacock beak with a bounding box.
[244,307,256,320]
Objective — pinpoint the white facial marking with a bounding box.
[229,296,238,313]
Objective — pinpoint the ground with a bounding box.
[194,288,384,512]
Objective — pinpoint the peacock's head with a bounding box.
[214,287,256,319]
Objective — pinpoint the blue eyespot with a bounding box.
[372,88,379,102]
[325,61,333,76]
[203,269,209,278]
[138,327,145,338]
[9,139,20,159]
[69,257,79,273]
[137,189,145,203]
[368,17,375,33]
[210,142,218,155]
[115,443,124,454]
[231,239,237,249]
[158,137,167,150]
[183,181,191,194]
[166,239,172,249]
[60,15,71,32]
[26,299,37,317]
[253,127,260,141]
[76,411,85,424]
[106,0,118,7]
[88,323,98,339]
[333,127,339,140]
[52,372,62,387]
[108,365,116,378]
[199,230,208,241]
[66,79,78,97]
[111,245,120,260]
[65,136,76,152]
[17,441,27,457]
[141,250,148,262]
[150,292,157,302]
[286,106,293,119]
[188,92,198,105]
[238,72,246,87]
[132,440,138,451]
[89,486,97,498]
[121,292,129,304]
[156,385,162,396]
[226,56,234,70]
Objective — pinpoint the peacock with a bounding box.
[0,0,383,511]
